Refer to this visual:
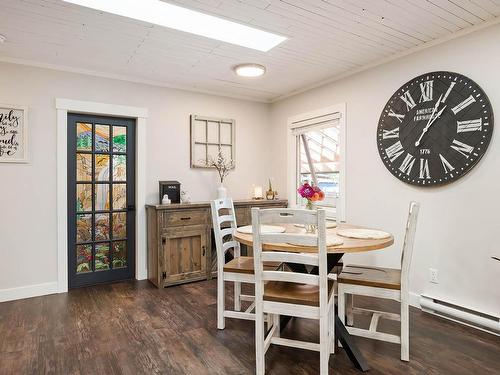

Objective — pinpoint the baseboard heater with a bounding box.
[420,295,500,336]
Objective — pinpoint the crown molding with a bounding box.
[0,56,272,104]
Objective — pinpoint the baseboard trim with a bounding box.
[409,292,421,309]
[0,282,59,303]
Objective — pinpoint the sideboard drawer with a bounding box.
[162,209,209,227]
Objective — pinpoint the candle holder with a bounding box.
[253,185,264,200]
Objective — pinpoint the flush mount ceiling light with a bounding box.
[62,0,286,52]
[0,35,6,44]
[233,64,266,78]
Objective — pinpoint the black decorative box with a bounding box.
[159,181,181,204]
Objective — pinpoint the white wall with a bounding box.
[270,23,500,316]
[0,62,271,295]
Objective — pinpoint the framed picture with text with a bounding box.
[0,104,28,163]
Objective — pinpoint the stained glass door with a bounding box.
[68,113,135,288]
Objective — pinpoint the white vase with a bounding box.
[217,184,227,199]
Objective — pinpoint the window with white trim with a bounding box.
[288,106,345,219]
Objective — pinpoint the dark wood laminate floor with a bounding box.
[0,280,499,375]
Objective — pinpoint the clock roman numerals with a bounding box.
[400,91,416,111]
[419,159,431,179]
[451,95,476,115]
[457,119,482,133]
[382,127,399,139]
[388,109,405,123]
[451,139,474,157]
[441,81,456,103]
[378,72,493,187]
[385,141,404,162]
[439,154,454,173]
[399,153,415,175]
[419,80,433,102]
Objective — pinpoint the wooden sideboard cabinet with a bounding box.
[146,199,287,287]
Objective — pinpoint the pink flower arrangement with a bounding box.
[297,182,325,205]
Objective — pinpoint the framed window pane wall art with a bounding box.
[190,115,235,168]
[0,104,28,163]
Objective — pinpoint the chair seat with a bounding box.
[338,265,401,290]
[264,280,334,307]
[224,256,281,274]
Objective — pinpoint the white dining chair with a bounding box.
[211,198,281,330]
[337,201,420,361]
[252,207,336,375]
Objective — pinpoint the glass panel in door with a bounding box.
[68,114,135,288]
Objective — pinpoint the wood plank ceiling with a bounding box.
[1,0,499,102]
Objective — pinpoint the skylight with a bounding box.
[63,0,287,52]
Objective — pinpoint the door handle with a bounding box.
[127,205,136,212]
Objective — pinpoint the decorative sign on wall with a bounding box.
[190,114,235,168]
[0,104,28,163]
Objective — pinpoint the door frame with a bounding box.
[56,98,148,293]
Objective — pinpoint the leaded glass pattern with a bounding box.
[76,244,92,273]
[112,241,127,269]
[76,214,92,243]
[113,126,127,152]
[112,212,126,239]
[94,154,110,181]
[71,115,132,284]
[76,184,92,212]
[113,155,126,181]
[76,153,92,181]
[76,123,92,151]
[95,124,110,152]
[112,184,126,210]
[95,213,110,241]
[95,244,110,271]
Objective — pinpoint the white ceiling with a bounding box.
[1,0,500,102]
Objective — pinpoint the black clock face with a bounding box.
[377,71,494,186]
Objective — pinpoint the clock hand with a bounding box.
[415,94,443,147]
[415,105,447,147]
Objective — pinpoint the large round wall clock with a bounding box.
[377,71,494,186]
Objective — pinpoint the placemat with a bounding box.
[337,228,391,239]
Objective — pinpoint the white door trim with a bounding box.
[56,98,148,293]
[286,103,346,221]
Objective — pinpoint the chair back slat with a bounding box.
[212,198,234,210]
[262,252,319,267]
[223,241,239,253]
[262,271,319,285]
[400,201,420,292]
[252,207,329,311]
[220,227,234,238]
[259,208,318,225]
[218,215,235,226]
[211,198,240,266]
[260,232,318,247]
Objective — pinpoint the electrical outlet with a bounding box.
[429,268,439,284]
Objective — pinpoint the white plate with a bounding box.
[236,225,286,234]
[294,222,337,229]
[287,234,344,247]
[337,228,391,239]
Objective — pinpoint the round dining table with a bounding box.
[233,222,394,372]
[233,223,394,254]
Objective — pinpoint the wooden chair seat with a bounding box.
[338,265,401,290]
[223,256,281,274]
[264,280,335,307]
